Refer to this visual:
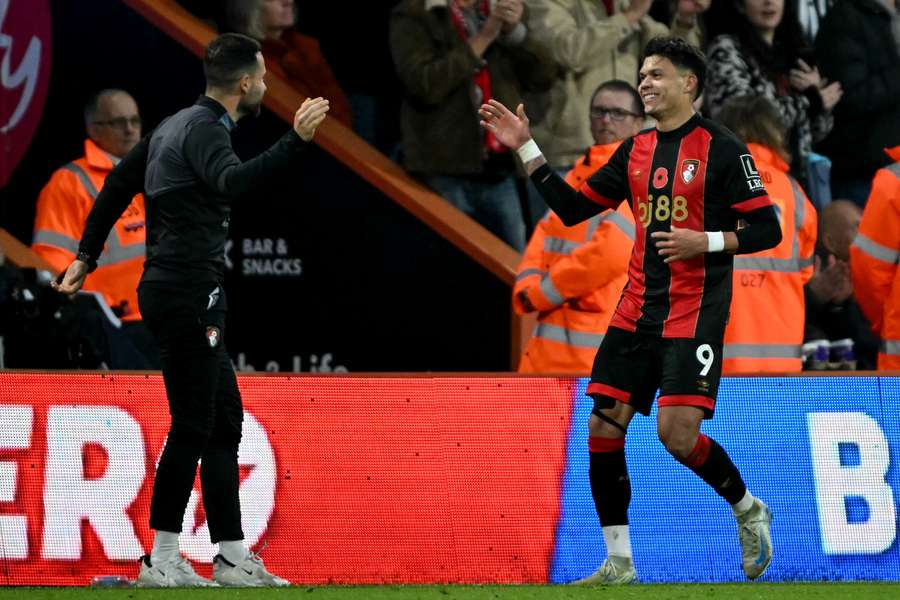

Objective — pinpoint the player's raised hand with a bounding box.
[293,97,330,141]
[51,259,89,295]
[479,100,532,151]
[651,226,709,263]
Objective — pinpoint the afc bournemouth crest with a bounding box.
[681,159,700,184]
[206,326,221,348]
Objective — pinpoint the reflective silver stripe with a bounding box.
[516,268,544,281]
[539,276,565,306]
[56,162,145,266]
[61,163,99,199]
[585,214,603,241]
[723,343,802,359]
[798,254,815,269]
[544,236,579,255]
[33,229,79,253]
[733,256,799,272]
[790,177,804,264]
[34,224,145,267]
[735,178,807,273]
[606,211,636,241]
[853,233,900,264]
[790,177,805,234]
[882,340,900,356]
[888,163,900,179]
[96,241,145,266]
[533,322,604,348]
[734,176,814,273]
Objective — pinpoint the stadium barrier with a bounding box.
[0,373,898,585]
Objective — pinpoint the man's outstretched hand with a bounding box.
[51,259,89,295]
[478,99,532,150]
[294,97,330,141]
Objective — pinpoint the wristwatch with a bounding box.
[76,250,98,273]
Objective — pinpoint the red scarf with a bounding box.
[448,0,507,154]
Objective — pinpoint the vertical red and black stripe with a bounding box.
[663,127,712,338]
[610,131,656,332]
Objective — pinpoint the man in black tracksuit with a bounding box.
[54,33,330,587]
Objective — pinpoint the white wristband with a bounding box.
[516,139,542,163]
[706,231,725,253]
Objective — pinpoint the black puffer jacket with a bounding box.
[815,0,900,180]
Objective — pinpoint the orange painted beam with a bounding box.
[0,228,55,272]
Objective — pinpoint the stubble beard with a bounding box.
[238,89,264,119]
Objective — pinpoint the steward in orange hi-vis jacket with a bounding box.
[514,142,634,373]
[722,143,817,373]
[850,146,900,370]
[32,138,146,320]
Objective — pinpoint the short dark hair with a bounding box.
[589,80,644,118]
[203,33,262,90]
[84,89,134,129]
[642,37,706,99]
[715,95,789,161]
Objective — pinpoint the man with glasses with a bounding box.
[515,80,642,373]
[32,89,158,368]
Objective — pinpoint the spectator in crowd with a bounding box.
[815,0,900,206]
[523,0,706,174]
[32,89,159,369]
[795,0,833,41]
[226,0,353,127]
[514,80,640,373]
[705,0,841,192]
[715,96,817,374]
[294,2,405,156]
[708,0,835,43]
[850,146,900,369]
[390,0,557,251]
[806,199,878,369]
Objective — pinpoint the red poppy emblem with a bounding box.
[653,167,668,188]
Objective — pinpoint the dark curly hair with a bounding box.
[642,37,707,99]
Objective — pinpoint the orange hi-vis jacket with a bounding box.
[850,146,900,370]
[32,139,146,321]
[723,143,817,374]
[514,142,635,374]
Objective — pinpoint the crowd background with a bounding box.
[0,0,897,373]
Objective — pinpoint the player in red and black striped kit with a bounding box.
[480,37,780,583]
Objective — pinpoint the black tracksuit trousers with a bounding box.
[138,280,244,543]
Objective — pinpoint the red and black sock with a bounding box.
[588,437,631,526]
[681,433,747,505]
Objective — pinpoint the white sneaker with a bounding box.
[136,554,218,587]
[569,555,637,585]
[213,552,290,587]
[736,498,773,580]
